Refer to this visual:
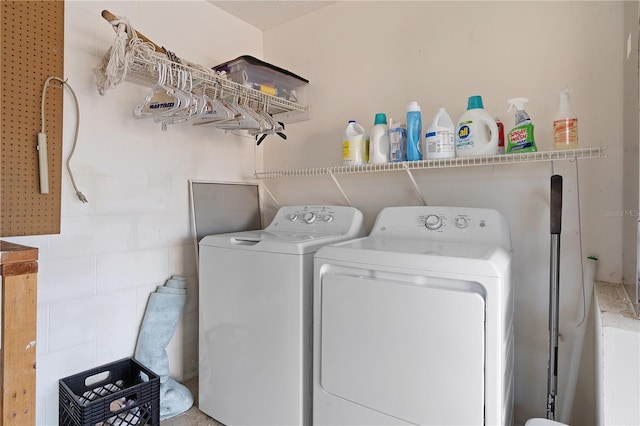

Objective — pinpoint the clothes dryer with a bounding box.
[199,205,364,426]
[313,206,513,425]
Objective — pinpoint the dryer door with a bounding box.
[319,274,485,425]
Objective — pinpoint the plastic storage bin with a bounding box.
[213,55,309,105]
[59,357,160,426]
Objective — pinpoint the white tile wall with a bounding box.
[38,255,97,305]
[96,248,170,292]
[4,1,264,424]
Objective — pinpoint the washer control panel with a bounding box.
[287,209,333,225]
[267,205,364,235]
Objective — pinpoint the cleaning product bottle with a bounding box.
[506,97,538,153]
[342,120,368,165]
[553,88,578,150]
[496,117,505,155]
[369,113,390,164]
[455,95,499,157]
[423,108,455,159]
[388,119,407,163]
[406,101,422,161]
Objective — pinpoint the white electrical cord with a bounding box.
[550,159,587,326]
[574,158,587,327]
[41,76,87,203]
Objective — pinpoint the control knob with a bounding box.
[424,214,442,230]
[323,215,333,223]
[289,214,298,222]
[303,212,317,224]
[455,217,468,229]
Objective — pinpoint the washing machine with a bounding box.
[199,205,364,426]
[313,206,514,426]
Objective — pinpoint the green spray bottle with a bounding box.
[506,97,537,153]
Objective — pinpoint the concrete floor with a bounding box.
[160,377,223,426]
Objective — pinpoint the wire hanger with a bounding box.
[132,62,182,119]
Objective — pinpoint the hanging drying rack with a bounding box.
[124,56,309,122]
[97,10,309,125]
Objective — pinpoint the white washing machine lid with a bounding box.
[200,230,357,255]
[316,236,511,277]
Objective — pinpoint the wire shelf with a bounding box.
[254,146,607,179]
[123,53,310,123]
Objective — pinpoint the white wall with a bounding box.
[622,0,640,300]
[261,1,626,423]
[4,1,262,424]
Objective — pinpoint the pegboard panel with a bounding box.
[1,1,64,236]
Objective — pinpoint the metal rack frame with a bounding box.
[123,52,310,124]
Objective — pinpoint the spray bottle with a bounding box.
[554,88,578,150]
[506,97,537,153]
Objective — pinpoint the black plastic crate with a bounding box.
[59,357,159,426]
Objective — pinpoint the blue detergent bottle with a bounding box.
[406,101,422,161]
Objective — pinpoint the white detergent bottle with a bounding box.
[369,113,390,164]
[553,88,578,150]
[342,120,368,165]
[455,95,499,157]
[423,108,456,159]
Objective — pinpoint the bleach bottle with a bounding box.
[506,97,537,153]
[342,120,368,165]
[406,101,422,161]
[369,113,390,164]
[424,108,455,159]
[455,95,499,157]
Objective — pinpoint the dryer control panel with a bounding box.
[422,213,473,231]
[370,206,511,250]
[266,205,365,236]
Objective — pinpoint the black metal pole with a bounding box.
[547,174,563,420]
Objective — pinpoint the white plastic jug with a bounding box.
[369,113,390,164]
[423,108,455,159]
[342,120,368,165]
[456,96,499,157]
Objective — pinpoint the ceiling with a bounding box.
[208,1,338,31]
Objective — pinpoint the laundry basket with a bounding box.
[59,357,160,426]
